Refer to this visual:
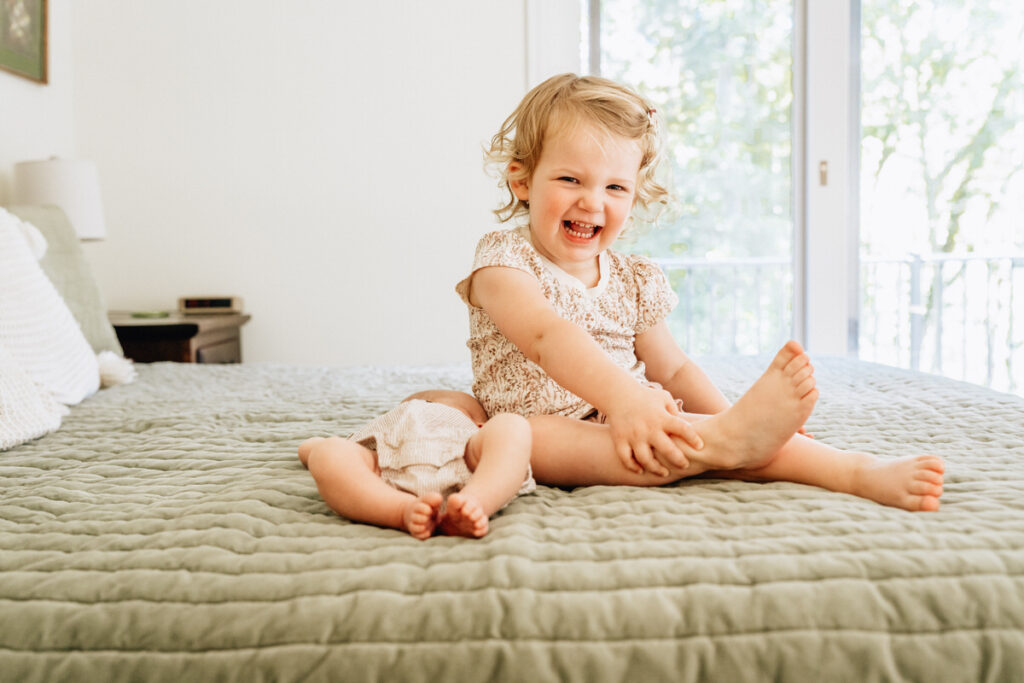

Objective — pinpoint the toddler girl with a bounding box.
[455,73,944,512]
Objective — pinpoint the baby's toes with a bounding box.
[447,493,466,516]
[407,511,431,539]
[912,494,941,512]
[908,478,942,497]
[468,508,488,536]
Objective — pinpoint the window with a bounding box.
[579,0,1024,394]
[859,0,1024,393]
[585,0,795,356]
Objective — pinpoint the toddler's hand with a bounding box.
[606,387,703,476]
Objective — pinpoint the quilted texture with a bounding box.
[0,358,1022,681]
[0,208,99,404]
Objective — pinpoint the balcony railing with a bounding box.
[653,253,1024,395]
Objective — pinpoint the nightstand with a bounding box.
[108,311,252,363]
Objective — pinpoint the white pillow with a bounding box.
[0,341,67,450]
[0,209,99,405]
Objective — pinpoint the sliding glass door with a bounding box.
[859,1,1024,393]
[583,0,1024,393]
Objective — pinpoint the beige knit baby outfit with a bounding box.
[349,399,536,499]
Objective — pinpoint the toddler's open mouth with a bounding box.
[563,220,601,239]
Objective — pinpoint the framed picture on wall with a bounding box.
[0,0,47,83]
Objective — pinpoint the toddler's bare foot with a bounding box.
[297,437,325,467]
[851,454,945,511]
[439,492,489,538]
[402,492,443,540]
[690,340,818,470]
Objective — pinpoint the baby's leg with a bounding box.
[713,434,945,512]
[441,413,532,538]
[301,437,442,539]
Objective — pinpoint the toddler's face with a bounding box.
[511,120,643,284]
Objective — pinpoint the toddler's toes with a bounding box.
[909,479,942,497]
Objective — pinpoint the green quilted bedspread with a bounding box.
[1,358,1023,682]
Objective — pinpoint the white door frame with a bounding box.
[801,0,860,356]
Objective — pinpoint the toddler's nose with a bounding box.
[577,188,602,212]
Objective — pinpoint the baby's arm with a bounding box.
[468,266,702,474]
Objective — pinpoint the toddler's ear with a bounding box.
[508,162,530,201]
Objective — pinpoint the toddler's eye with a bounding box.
[608,184,627,192]
[558,176,579,184]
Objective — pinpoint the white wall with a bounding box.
[0,0,74,200]
[71,1,530,366]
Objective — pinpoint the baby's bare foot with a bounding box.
[402,492,443,540]
[851,455,945,511]
[691,340,818,470]
[439,492,489,538]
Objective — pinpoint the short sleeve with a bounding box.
[455,229,543,305]
[631,256,678,334]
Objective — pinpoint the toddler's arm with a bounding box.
[635,321,731,414]
[468,266,702,475]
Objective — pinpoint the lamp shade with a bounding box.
[13,159,107,240]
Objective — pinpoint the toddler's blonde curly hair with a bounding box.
[486,73,670,224]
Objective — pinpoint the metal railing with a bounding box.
[653,256,792,357]
[861,253,1024,394]
[653,253,1024,395]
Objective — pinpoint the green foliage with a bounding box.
[599,0,794,354]
[861,0,1024,257]
[600,0,793,261]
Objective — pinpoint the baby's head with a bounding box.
[402,390,488,427]
[487,73,669,224]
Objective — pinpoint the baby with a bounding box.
[298,390,534,539]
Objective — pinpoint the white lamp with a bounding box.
[13,158,107,240]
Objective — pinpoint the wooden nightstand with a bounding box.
[108,311,252,363]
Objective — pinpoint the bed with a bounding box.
[2,204,1024,681]
[2,355,1023,682]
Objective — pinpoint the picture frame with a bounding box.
[0,0,47,84]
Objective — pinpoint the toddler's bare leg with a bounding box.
[712,434,945,511]
[441,413,532,538]
[528,414,704,486]
[301,437,443,539]
[528,417,944,511]
[676,340,818,470]
[529,341,818,485]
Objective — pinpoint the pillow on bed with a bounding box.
[0,342,67,451]
[0,209,99,405]
[6,205,124,356]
